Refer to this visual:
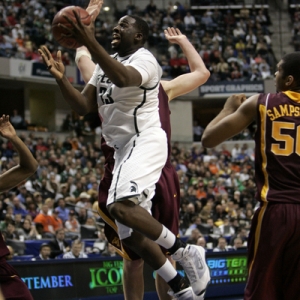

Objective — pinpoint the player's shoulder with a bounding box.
[131,47,156,60]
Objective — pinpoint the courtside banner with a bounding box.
[11,250,247,299]
[200,81,264,98]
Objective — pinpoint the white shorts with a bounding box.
[107,127,167,240]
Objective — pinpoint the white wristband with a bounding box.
[75,49,92,66]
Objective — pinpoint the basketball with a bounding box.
[52,6,91,49]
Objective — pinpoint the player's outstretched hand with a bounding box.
[0,115,16,140]
[223,94,247,113]
[164,27,187,44]
[38,46,65,80]
[86,0,104,19]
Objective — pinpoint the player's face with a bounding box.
[111,16,139,55]
[274,60,286,92]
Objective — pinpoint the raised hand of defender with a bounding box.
[223,94,247,113]
[164,27,187,44]
[0,115,16,140]
[38,46,65,80]
[86,0,104,19]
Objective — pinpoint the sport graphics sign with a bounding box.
[200,81,264,98]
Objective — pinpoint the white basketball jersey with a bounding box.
[88,47,162,150]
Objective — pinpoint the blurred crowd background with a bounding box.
[0,0,298,260]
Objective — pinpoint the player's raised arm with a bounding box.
[161,27,210,101]
[201,94,258,148]
[38,46,97,115]
[0,115,38,192]
[85,0,103,19]
[76,46,95,84]
[75,0,103,83]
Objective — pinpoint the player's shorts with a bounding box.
[0,258,34,300]
[245,202,300,300]
[98,160,180,260]
[107,127,167,240]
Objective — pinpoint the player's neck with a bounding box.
[118,46,143,57]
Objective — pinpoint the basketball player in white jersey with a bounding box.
[38,12,210,299]
[76,23,210,300]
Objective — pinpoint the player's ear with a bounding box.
[135,32,143,42]
[286,75,294,87]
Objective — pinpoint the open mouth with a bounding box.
[112,34,120,43]
[111,35,120,47]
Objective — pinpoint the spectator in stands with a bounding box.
[33,203,56,238]
[11,196,27,217]
[45,197,54,216]
[181,202,197,231]
[232,237,244,250]
[64,209,80,239]
[196,237,207,250]
[199,44,211,66]
[48,228,70,259]
[55,198,70,223]
[224,9,235,28]
[173,1,186,19]
[63,239,88,259]
[239,4,250,19]
[219,217,235,237]
[13,214,23,231]
[52,210,63,232]
[3,220,19,240]
[10,109,26,129]
[75,192,92,216]
[193,120,204,141]
[201,11,215,31]
[145,0,157,18]
[32,243,51,260]
[186,227,202,244]
[213,236,231,252]
[17,218,38,240]
[184,11,196,32]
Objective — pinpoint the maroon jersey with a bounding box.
[97,84,180,259]
[0,232,34,299]
[255,91,300,204]
[245,91,300,300]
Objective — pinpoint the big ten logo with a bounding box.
[207,257,248,279]
[89,260,124,294]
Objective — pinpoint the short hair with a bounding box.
[72,239,83,247]
[281,52,300,86]
[129,15,149,43]
[55,228,65,235]
[40,243,50,250]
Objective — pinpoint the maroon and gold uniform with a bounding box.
[245,91,300,300]
[98,84,180,259]
[0,233,33,299]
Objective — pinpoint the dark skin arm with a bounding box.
[0,115,38,192]
[202,94,258,148]
[38,46,97,115]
